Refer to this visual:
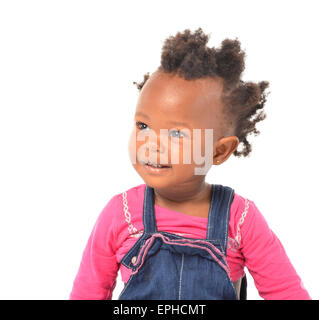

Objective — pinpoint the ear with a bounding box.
[213,136,239,165]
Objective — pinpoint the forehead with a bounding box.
[135,71,225,128]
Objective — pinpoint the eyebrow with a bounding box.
[135,111,150,119]
[135,111,191,128]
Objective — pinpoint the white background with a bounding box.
[0,0,318,300]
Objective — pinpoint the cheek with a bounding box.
[194,130,215,162]
[128,131,204,167]
[128,130,138,164]
[128,132,152,165]
[169,139,193,166]
[170,131,215,169]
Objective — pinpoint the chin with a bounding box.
[132,164,172,189]
[141,177,173,190]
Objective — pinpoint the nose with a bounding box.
[146,141,166,156]
[145,132,169,164]
[147,131,168,154]
[148,141,161,153]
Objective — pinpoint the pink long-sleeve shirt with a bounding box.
[69,183,311,300]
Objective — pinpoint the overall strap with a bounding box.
[206,184,235,253]
[142,184,158,235]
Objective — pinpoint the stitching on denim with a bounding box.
[163,237,226,263]
[120,235,146,268]
[142,186,147,233]
[132,236,154,274]
[223,188,234,252]
[206,184,215,240]
[132,233,231,278]
[118,272,135,299]
[178,253,185,300]
[159,230,220,244]
[225,274,238,300]
[142,185,157,234]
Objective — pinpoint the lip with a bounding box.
[141,162,172,174]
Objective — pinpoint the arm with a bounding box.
[239,200,311,300]
[69,195,120,300]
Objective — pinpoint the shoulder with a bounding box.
[231,193,251,222]
[106,183,146,208]
[121,183,146,206]
[96,184,146,227]
[104,184,145,240]
[229,190,264,248]
[91,184,145,248]
[120,184,146,238]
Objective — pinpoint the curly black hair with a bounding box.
[133,28,270,157]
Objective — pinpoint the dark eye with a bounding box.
[136,121,149,130]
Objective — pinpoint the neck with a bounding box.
[153,180,212,208]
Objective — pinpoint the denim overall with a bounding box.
[119,184,246,300]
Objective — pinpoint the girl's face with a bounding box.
[128,70,229,190]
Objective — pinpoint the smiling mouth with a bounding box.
[142,161,172,169]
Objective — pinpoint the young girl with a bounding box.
[69,28,311,300]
